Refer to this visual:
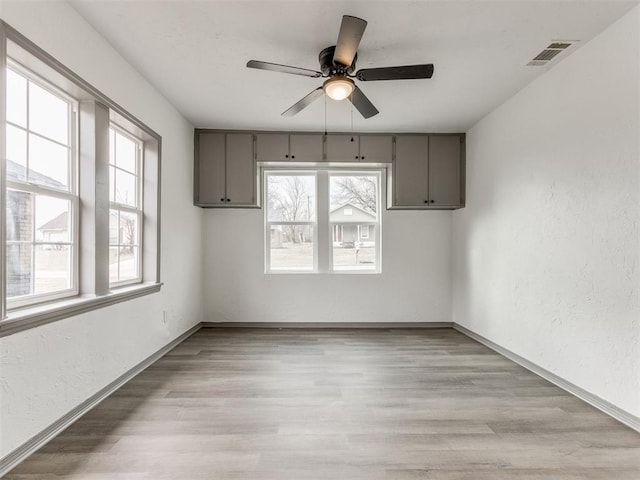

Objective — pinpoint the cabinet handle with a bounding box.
[220,198,225,202]
[285,154,289,158]
[291,155,295,159]
[227,198,231,202]
[430,200,435,203]
[424,200,428,204]
[355,155,359,159]
[361,156,365,160]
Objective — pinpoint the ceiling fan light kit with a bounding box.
[247,15,434,119]
[323,76,354,101]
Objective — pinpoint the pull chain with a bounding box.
[324,94,328,136]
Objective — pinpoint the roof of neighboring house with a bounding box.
[329,203,376,223]
[7,160,67,190]
[38,212,68,232]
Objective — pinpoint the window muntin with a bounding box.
[109,127,143,285]
[5,65,78,307]
[265,172,317,272]
[264,169,381,274]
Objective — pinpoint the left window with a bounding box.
[1,22,161,333]
[6,66,78,307]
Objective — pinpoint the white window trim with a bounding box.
[263,166,383,274]
[0,20,162,337]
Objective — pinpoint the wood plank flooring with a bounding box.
[5,327,640,479]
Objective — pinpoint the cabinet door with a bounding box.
[428,135,461,206]
[359,135,393,162]
[196,132,226,205]
[226,133,256,206]
[394,135,429,206]
[290,134,323,162]
[256,133,289,161]
[326,134,359,162]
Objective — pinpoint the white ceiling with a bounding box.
[69,0,638,133]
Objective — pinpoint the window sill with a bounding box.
[0,282,162,338]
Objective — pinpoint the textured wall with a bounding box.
[0,1,202,457]
[203,209,452,324]
[452,7,640,417]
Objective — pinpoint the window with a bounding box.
[0,22,161,332]
[329,173,379,271]
[5,66,78,307]
[109,127,142,285]
[264,169,381,273]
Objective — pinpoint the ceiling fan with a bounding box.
[246,15,434,119]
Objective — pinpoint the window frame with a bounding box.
[263,166,383,274]
[328,170,382,274]
[0,20,162,337]
[264,170,318,273]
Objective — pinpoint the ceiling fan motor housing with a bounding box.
[319,46,357,75]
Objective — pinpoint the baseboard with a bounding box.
[453,323,640,433]
[0,323,201,478]
[202,321,454,329]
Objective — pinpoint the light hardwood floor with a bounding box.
[5,327,640,479]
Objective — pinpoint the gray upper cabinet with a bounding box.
[359,135,393,163]
[392,134,464,209]
[428,135,462,207]
[394,135,429,206]
[326,134,359,162]
[256,133,289,161]
[196,132,226,206]
[195,130,257,207]
[290,134,323,162]
[225,133,256,206]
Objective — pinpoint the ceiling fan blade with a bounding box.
[247,60,322,78]
[348,86,379,119]
[356,64,434,81]
[333,15,367,67]
[281,87,325,117]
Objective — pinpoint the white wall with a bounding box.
[452,7,640,417]
[0,1,202,457]
[203,209,452,324]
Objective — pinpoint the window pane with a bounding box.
[35,196,71,243]
[6,125,27,180]
[118,246,139,281]
[270,225,314,271]
[109,246,119,283]
[34,244,71,294]
[6,189,33,242]
[115,131,137,173]
[332,224,377,271]
[330,175,378,218]
[115,169,137,207]
[119,211,139,245]
[7,244,32,298]
[7,69,27,128]
[29,134,69,190]
[29,81,69,145]
[267,174,315,221]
